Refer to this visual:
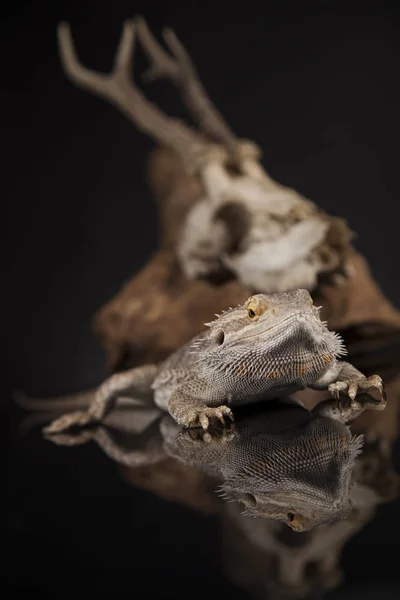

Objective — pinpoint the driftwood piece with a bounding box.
[95,147,400,370]
[95,249,249,368]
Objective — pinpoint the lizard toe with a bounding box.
[186,406,234,431]
[328,382,347,399]
[366,375,385,398]
[202,431,213,443]
[347,382,358,400]
[351,375,386,406]
[199,412,211,431]
[350,397,362,411]
[216,406,234,426]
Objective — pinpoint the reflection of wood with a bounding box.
[119,457,218,515]
[220,500,375,600]
[94,147,400,370]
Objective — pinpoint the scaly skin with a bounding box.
[41,396,386,532]
[18,289,384,434]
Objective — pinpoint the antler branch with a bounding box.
[135,16,238,151]
[57,20,207,163]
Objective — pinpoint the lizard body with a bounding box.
[19,289,384,435]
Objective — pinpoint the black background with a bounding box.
[3,1,400,598]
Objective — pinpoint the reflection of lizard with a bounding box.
[17,375,398,597]
[40,395,386,533]
[17,290,384,434]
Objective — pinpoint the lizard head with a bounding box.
[199,289,345,374]
[232,492,354,532]
[219,418,363,532]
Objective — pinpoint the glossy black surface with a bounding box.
[4,1,400,598]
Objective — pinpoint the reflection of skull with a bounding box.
[220,431,400,600]
[222,500,367,600]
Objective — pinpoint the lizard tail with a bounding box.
[13,388,97,412]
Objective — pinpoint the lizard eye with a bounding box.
[287,511,296,523]
[247,300,264,320]
[246,298,267,320]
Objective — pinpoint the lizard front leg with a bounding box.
[311,393,386,424]
[43,364,158,435]
[310,360,385,422]
[168,387,234,431]
[310,360,384,400]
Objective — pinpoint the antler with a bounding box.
[134,16,238,151]
[57,20,209,167]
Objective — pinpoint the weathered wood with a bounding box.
[94,147,400,370]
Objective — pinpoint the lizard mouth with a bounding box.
[239,490,352,523]
[258,490,347,511]
[234,489,352,528]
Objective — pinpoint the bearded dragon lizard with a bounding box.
[17,289,384,434]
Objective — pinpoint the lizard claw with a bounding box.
[335,391,386,422]
[186,405,234,431]
[43,410,97,435]
[202,427,235,443]
[347,382,358,400]
[328,374,385,404]
[187,422,235,443]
